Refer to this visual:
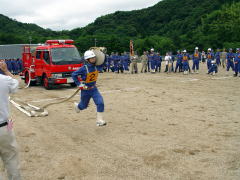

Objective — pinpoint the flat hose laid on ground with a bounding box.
[10,88,80,117]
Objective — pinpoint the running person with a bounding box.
[72,50,106,126]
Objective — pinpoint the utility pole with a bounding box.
[29,36,32,45]
[94,38,97,47]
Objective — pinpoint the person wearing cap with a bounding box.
[220,48,227,68]
[148,48,157,73]
[226,48,235,72]
[206,48,214,70]
[0,59,22,180]
[215,49,221,66]
[175,50,183,73]
[192,47,201,73]
[72,50,107,126]
[182,50,190,75]
[234,48,240,77]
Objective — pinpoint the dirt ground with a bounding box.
[1,62,240,180]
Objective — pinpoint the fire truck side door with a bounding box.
[35,50,43,76]
[43,51,51,76]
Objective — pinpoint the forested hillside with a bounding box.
[0,0,239,54]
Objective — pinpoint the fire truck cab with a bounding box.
[22,40,83,89]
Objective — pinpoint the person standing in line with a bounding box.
[226,48,235,73]
[0,59,22,180]
[201,51,206,64]
[164,52,171,73]
[155,52,162,72]
[175,50,183,73]
[148,48,156,73]
[130,52,139,74]
[140,51,148,73]
[220,48,227,68]
[206,48,214,71]
[233,48,240,77]
[182,50,190,75]
[192,47,201,73]
[215,48,221,67]
[122,52,130,73]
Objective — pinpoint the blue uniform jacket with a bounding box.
[227,52,235,61]
[215,52,221,59]
[72,63,97,87]
[192,52,201,61]
[234,53,240,63]
[176,54,183,63]
[206,53,214,60]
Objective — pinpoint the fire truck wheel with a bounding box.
[43,76,52,90]
[24,72,30,85]
[25,72,36,86]
[70,83,77,87]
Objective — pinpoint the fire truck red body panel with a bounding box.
[22,40,83,89]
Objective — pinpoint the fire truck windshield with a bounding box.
[51,47,81,65]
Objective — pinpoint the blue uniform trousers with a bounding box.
[175,62,182,72]
[207,60,212,70]
[183,61,189,71]
[216,58,221,66]
[150,60,156,71]
[227,60,235,71]
[77,87,104,112]
[234,62,239,75]
[123,62,129,71]
[192,60,199,70]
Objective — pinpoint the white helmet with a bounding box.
[150,48,154,51]
[195,47,199,50]
[208,48,211,51]
[84,50,96,60]
[183,50,187,53]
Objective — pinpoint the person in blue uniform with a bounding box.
[234,48,240,77]
[109,52,115,72]
[113,52,120,73]
[122,52,130,73]
[6,59,12,73]
[148,48,156,73]
[206,48,214,71]
[182,50,190,75]
[215,49,221,66]
[72,50,106,127]
[175,50,182,73]
[207,57,218,75]
[192,47,201,73]
[118,53,124,73]
[226,48,235,72]
[155,52,162,72]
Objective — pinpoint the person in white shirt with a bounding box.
[0,59,21,180]
[164,53,172,73]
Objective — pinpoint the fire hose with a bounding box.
[9,63,81,117]
[10,88,80,117]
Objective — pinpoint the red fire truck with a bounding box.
[22,40,83,89]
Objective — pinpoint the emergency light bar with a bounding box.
[45,40,74,45]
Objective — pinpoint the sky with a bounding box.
[0,0,160,31]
